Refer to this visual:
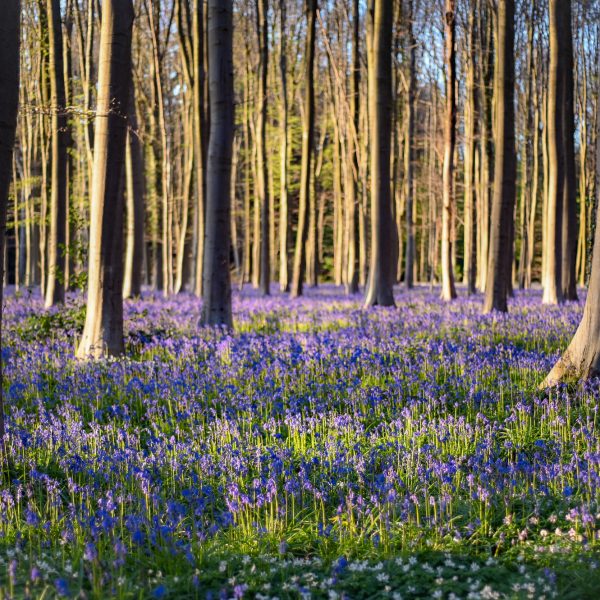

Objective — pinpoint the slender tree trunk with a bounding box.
[123,89,145,299]
[291,0,317,298]
[257,0,270,295]
[543,0,565,305]
[201,0,234,327]
[193,0,207,297]
[364,0,395,307]
[483,0,516,313]
[559,0,578,301]
[405,0,416,290]
[77,0,133,359]
[45,0,69,307]
[345,0,360,295]
[278,0,289,292]
[440,0,457,301]
[463,8,477,295]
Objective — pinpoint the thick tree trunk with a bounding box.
[200,0,234,327]
[45,0,69,308]
[291,0,316,298]
[542,82,600,386]
[0,0,20,441]
[364,0,395,307]
[483,0,516,313]
[77,0,133,359]
[440,0,457,301]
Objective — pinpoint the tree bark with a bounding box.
[440,0,457,301]
[200,0,234,327]
[0,0,20,441]
[45,0,69,307]
[77,0,133,359]
[483,0,516,313]
[364,0,395,307]
[291,0,317,298]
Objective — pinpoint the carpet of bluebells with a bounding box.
[0,285,599,599]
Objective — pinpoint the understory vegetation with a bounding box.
[0,287,598,599]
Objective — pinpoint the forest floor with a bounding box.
[0,285,598,599]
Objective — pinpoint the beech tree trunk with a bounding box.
[440,0,457,301]
[542,82,600,386]
[291,0,316,299]
[364,0,395,307]
[200,0,234,327]
[77,0,133,359]
[257,0,270,295]
[483,0,516,313]
[278,0,289,292]
[0,0,20,441]
[45,0,69,308]
[123,89,145,299]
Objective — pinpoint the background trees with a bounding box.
[3,0,600,315]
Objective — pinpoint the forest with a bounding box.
[0,0,598,597]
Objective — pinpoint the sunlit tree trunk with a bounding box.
[440,0,457,301]
[77,0,133,359]
[542,78,600,385]
[0,0,20,441]
[364,0,395,307]
[45,0,68,308]
[200,0,234,327]
[291,0,317,298]
[278,0,289,292]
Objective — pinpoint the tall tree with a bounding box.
[364,0,395,307]
[345,0,360,295]
[0,0,20,441]
[404,0,417,290]
[256,0,270,295]
[542,91,600,385]
[291,0,317,298]
[483,0,516,313]
[278,0,289,292]
[559,0,578,301]
[77,0,134,358]
[123,88,146,299]
[440,0,457,301]
[45,0,69,308]
[200,0,234,327]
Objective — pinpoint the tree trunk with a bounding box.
[483,0,516,313]
[45,0,69,308]
[200,0,234,327]
[278,0,289,292]
[77,0,133,359]
[463,9,477,295]
[404,0,416,290]
[257,0,270,295]
[290,0,316,298]
[559,0,578,301]
[123,89,145,299]
[440,0,457,301]
[542,74,600,386]
[0,0,20,441]
[364,0,395,307]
